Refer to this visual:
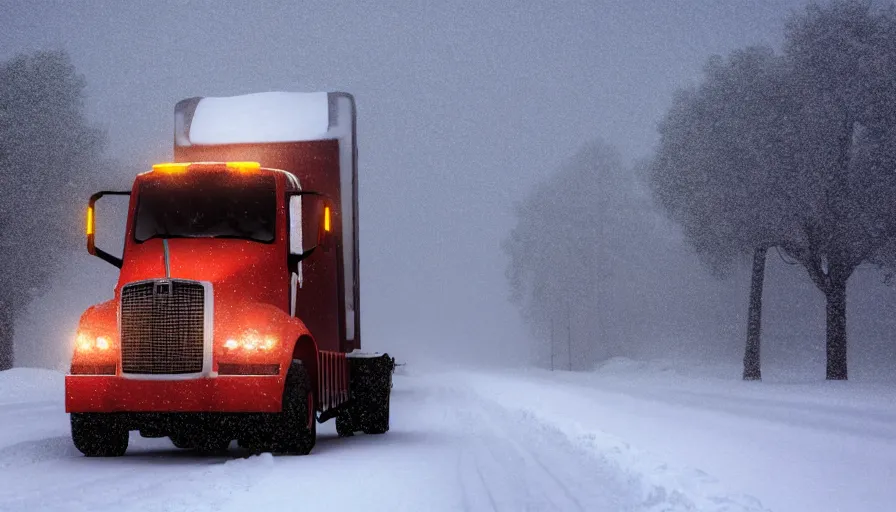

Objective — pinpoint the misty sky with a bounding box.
[2,0,817,365]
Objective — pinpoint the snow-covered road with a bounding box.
[0,369,651,512]
[5,361,889,512]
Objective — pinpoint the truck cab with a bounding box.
[65,92,393,457]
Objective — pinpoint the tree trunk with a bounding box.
[0,302,13,371]
[825,279,848,380]
[743,247,766,381]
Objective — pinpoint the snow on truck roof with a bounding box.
[174,91,355,146]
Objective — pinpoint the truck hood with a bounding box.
[116,238,289,310]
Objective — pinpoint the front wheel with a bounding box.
[195,433,231,455]
[272,360,316,455]
[71,413,129,457]
[169,434,193,450]
[335,410,355,437]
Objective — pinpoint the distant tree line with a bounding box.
[0,50,104,370]
[505,0,896,380]
[503,141,653,369]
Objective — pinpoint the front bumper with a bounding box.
[65,375,284,413]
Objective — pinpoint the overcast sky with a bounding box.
[2,0,814,365]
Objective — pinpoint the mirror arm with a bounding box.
[88,190,131,206]
[288,247,317,271]
[95,248,123,269]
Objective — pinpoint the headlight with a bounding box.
[223,330,278,353]
[71,331,117,375]
[75,332,113,352]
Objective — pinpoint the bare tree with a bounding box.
[0,50,104,370]
[775,1,896,380]
[650,47,794,381]
[650,1,896,380]
[504,140,648,368]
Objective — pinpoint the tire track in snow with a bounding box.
[456,445,497,512]
[0,436,79,469]
[0,436,238,512]
[443,378,630,511]
[470,397,587,512]
[472,456,499,512]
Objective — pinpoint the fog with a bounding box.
[5,0,894,376]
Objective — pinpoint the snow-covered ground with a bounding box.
[466,359,896,512]
[0,360,892,511]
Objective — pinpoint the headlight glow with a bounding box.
[75,332,113,352]
[223,331,278,352]
[76,333,93,352]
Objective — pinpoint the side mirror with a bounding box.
[87,191,130,268]
[288,192,333,264]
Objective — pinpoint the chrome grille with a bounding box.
[120,280,205,374]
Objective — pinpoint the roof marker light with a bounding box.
[226,161,261,172]
[152,162,190,174]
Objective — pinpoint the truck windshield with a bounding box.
[134,172,277,243]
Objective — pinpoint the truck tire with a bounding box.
[195,434,231,455]
[363,355,393,434]
[335,410,356,437]
[170,434,193,449]
[361,384,390,435]
[347,354,394,435]
[71,413,128,457]
[272,360,316,455]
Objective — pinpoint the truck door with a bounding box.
[289,193,341,353]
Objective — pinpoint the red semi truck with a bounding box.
[65,91,393,456]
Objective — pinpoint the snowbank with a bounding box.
[482,358,896,512]
[0,368,63,405]
[587,356,896,412]
[461,371,770,512]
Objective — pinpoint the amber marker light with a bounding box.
[152,162,190,174]
[324,206,331,232]
[86,207,94,235]
[226,161,261,172]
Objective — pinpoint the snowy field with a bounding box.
[0,361,893,512]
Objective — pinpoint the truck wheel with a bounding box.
[335,411,355,437]
[272,360,316,455]
[71,413,128,457]
[169,434,193,450]
[360,355,393,435]
[195,434,231,455]
[361,390,390,435]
